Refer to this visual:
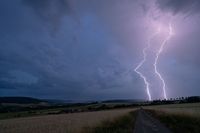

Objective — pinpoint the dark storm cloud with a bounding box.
[0,0,145,100]
[22,0,73,33]
[0,0,167,100]
[156,0,200,15]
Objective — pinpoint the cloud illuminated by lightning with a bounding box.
[153,22,174,100]
[134,29,161,101]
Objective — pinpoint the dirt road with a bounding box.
[134,109,172,133]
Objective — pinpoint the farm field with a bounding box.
[144,103,200,116]
[144,103,200,133]
[82,103,200,133]
[1,103,200,133]
[0,108,135,133]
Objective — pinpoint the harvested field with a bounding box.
[0,108,135,133]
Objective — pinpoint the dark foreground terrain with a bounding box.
[0,97,200,133]
[134,109,171,133]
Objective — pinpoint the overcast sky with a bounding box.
[0,0,200,100]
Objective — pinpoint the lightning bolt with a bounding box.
[153,23,173,100]
[134,29,160,101]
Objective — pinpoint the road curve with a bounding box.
[134,109,172,133]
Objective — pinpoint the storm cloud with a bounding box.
[0,0,200,100]
[156,0,200,15]
[22,0,75,33]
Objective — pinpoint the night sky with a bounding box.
[0,0,200,100]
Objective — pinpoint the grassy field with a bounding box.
[0,102,136,120]
[1,103,200,133]
[144,103,200,116]
[82,111,137,133]
[0,108,136,133]
[144,103,200,133]
[0,107,70,120]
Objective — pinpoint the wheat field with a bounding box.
[0,108,135,133]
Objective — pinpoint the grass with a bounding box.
[0,103,136,120]
[82,111,137,133]
[0,107,68,120]
[144,103,200,133]
[2,103,199,133]
[144,103,200,116]
[146,109,200,133]
[0,108,135,133]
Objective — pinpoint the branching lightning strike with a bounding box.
[134,29,160,101]
[154,23,173,100]
[135,22,174,101]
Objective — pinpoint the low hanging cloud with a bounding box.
[156,0,200,15]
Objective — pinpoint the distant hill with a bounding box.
[43,99,75,104]
[102,99,145,104]
[0,97,46,104]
